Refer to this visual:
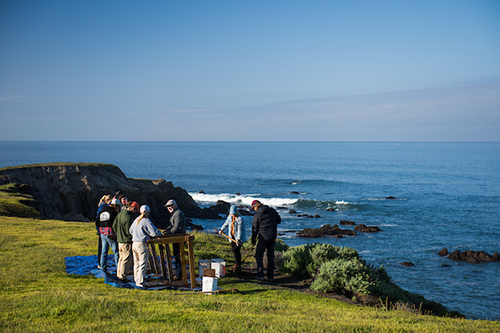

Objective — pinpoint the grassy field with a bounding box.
[0,216,498,332]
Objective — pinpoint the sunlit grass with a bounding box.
[0,216,498,332]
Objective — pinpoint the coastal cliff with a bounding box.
[0,163,219,227]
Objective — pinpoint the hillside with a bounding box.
[0,163,219,227]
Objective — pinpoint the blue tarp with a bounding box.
[65,255,200,290]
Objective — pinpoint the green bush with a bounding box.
[280,243,360,277]
[311,257,373,295]
[280,242,453,316]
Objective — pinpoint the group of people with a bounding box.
[95,194,185,288]
[218,200,281,281]
[95,193,281,288]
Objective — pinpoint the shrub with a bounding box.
[310,257,373,296]
[280,242,453,316]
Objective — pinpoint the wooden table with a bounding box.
[147,233,196,289]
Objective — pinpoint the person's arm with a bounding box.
[251,215,259,245]
[144,220,161,237]
[219,216,230,234]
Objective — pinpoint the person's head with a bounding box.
[229,205,238,215]
[128,201,139,213]
[250,200,262,211]
[137,205,150,224]
[120,196,129,206]
[110,198,121,211]
[100,195,112,204]
[165,199,177,213]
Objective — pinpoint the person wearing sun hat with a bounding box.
[129,205,162,288]
[251,200,281,281]
[113,201,140,281]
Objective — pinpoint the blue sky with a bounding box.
[1,1,499,141]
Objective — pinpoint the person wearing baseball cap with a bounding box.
[113,201,140,281]
[164,199,186,280]
[251,200,281,281]
[129,205,162,288]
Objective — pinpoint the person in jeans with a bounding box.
[96,198,121,273]
[251,200,281,281]
[129,205,162,288]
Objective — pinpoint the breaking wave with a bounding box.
[189,192,353,209]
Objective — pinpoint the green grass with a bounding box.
[0,183,40,218]
[0,162,118,172]
[0,216,498,332]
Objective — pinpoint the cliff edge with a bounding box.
[0,163,219,227]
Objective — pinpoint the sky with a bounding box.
[1,0,499,141]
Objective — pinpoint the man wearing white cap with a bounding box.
[164,199,186,279]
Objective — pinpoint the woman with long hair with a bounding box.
[129,205,161,288]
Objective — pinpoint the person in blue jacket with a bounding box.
[218,205,246,275]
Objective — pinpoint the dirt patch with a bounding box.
[227,265,362,306]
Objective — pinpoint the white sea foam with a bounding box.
[189,192,298,207]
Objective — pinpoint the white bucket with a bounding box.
[202,276,218,294]
[198,260,211,278]
[211,259,226,278]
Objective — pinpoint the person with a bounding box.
[164,199,186,279]
[113,201,139,281]
[118,194,129,212]
[96,198,121,272]
[218,205,246,275]
[129,205,162,288]
[251,200,281,281]
[95,195,112,268]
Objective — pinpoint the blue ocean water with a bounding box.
[1,141,499,320]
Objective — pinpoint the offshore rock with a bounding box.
[354,224,382,232]
[0,163,220,227]
[340,220,356,225]
[446,249,500,263]
[401,262,415,267]
[297,223,356,238]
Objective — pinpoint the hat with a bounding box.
[129,201,139,211]
[165,199,176,207]
[229,205,237,215]
[140,205,150,213]
[251,200,261,207]
[110,198,121,206]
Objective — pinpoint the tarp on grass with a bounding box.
[65,255,199,290]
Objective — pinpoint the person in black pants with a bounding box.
[251,200,281,281]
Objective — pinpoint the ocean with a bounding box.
[1,141,499,320]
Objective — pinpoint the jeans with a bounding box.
[100,234,119,271]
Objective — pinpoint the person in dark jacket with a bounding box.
[164,199,186,279]
[251,200,281,281]
[96,198,121,272]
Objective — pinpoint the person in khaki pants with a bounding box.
[113,201,139,281]
[129,205,162,288]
